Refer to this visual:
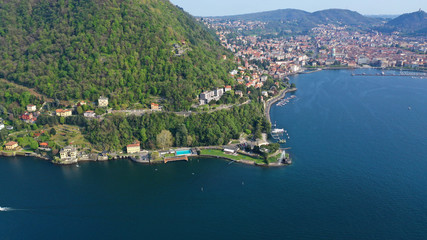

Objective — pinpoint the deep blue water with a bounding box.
[1,69,427,239]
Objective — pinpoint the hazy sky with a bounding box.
[170,0,426,16]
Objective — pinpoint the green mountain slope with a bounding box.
[0,0,234,110]
[385,10,427,34]
[312,9,378,26]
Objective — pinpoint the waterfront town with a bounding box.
[201,18,427,79]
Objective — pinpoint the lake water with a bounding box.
[1,69,427,239]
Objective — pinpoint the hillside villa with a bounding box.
[84,110,96,118]
[127,142,141,154]
[56,109,72,117]
[151,103,160,110]
[59,146,78,163]
[27,104,37,112]
[4,141,19,151]
[98,96,109,107]
[199,87,227,105]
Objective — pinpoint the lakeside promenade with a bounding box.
[264,88,297,124]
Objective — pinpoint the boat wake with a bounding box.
[0,206,14,212]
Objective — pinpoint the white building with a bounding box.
[199,88,225,105]
[59,146,78,163]
[98,96,109,107]
[0,123,4,131]
[83,111,96,118]
[27,104,37,112]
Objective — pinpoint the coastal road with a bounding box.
[110,100,251,117]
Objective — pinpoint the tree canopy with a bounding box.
[0,0,235,111]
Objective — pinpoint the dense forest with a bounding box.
[0,0,235,110]
[35,102,269,151]
[87,102,268,150]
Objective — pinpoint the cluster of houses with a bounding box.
[20,104,39,124]
[199,86,232,105]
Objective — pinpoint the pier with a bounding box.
[164,156,188,163]
[352,73,426,77]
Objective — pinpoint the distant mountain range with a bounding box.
[212,8,380,33]
[211,8,427,36]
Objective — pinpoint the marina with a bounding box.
[276,95,297,107]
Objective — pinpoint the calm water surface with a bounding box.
[1,69,427,239]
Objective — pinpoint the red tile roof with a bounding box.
[5,141,18,146]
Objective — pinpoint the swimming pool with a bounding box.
[176,149,192,156]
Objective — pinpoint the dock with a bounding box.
[352,73,426,77]
[164,155,188,163]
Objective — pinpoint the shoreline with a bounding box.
[264,87,297,125]
[0,150,289,167]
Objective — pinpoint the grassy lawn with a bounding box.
[267,155,279,163]
[200,149,265,164]
[51,125,92,148]
[163,153,175,158]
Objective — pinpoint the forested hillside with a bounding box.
[0,0,234,110]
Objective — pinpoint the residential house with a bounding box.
[5,141,18,151]
[224,86,232,92]
[83,110,96,118]
[27,104,37,112]
[77,101,86,107]
[98,96,109,107]
[56,109,72,117]
[59,146,78,162]
[39,142,51,151]
[0,123,4,131]
[261,75,268,82]
[235,90,243,97]
[262,91,269,97]
[151,103,160,110]
[21,112,37,123]
[127,142,140,154]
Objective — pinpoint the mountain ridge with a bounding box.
[210,8,379,26]
[385,10,427,34]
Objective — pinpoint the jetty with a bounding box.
[352,73,426,77]
[164,155,188,163]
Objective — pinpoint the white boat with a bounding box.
[0,207,11,211]
[272,128,285,134]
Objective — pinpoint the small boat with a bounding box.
[408,106,412,110]
[0,207,11,211]
[272,128,285,134]
[278,139,286,143]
